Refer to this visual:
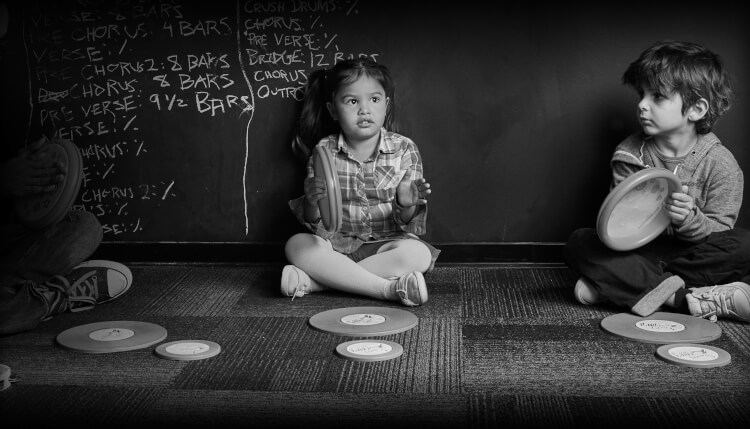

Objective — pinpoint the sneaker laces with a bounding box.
[691,286,733,323]
[394,279,408,302]
[36,276,70,321]
[290,288,306,301]
[65,270,100,313]
[395,274,419,306]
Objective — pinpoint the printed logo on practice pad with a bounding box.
[668,346,719,362]
[341,314,386,325]
[165,342,211,355]
[635,320,685,333]
[346,342,393,356]
[89,328,136,341]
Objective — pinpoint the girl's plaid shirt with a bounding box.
[289,129,428,254]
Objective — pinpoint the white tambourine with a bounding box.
[312,145,342,233]
[596,168,681,251]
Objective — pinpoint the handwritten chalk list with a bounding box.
[22,0,378,239]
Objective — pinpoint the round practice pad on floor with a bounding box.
[155,340,221,361]
[655,343,731,368]
[313,145,342,233]
[597,168,681,251]
[0,364,11,391]
[14,139,83,230]
[600,312,721,344]
[309,306,418,337]
[335,340,404,362]
[56,321,167,354]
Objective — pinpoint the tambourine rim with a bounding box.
[596,167,682,251]
[313,145,342,233]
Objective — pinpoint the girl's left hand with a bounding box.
[666,185,694,224]
[396,176,431,207]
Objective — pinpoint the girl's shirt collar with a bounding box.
[335,128,397,156]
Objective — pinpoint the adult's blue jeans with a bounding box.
[0,211,102,336]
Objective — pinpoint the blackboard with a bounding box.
[2,0,748,245]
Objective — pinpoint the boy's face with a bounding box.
[327,75,389,145]
[635,86,691,138]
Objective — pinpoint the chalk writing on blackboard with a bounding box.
[23,0,379,238]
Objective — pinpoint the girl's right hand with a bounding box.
[303,176,327,205]
[302,176,326,223]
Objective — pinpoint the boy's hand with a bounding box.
[396,176,431,207]
[666,185,694,225]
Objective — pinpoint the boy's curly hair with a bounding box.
[622,40,734,134]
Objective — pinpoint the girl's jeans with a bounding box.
[0,211,101,336]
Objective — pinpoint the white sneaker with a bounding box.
[574,277,606,306]
[395,271,428,307]
[686,282,750,322]
[280,265,312,300]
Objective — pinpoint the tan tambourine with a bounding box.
[312,145,342,233]
[596,168,681,251]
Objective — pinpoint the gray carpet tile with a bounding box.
[1,386,163,426]
[166,315,461,394]
[124,265,261,317]
[468,394,750,429]
[136,391,469,428]
[722,320,750,356]
[462,334,749,397]
[2,263,749,428]
[460,266,585,319]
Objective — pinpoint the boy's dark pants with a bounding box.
[564,227,750,313]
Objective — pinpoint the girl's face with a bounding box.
[328,74,389,145]
[635,86,691,138]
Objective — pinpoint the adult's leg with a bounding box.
[0,211,102,335]
[2,211,102,283]
[0,276,66,336]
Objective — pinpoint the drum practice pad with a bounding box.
[597,168,681,251]
[312,145,342,233]
[335,340,404,362]
[56,321,168,353]
[309,306,418,337]
[14,139,83,230]
[600,312,721,344]
[155,340,222,361]
[655,343,731,368]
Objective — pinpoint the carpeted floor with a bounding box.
[1,263,749,429]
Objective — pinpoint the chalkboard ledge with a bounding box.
[91,242,565,265]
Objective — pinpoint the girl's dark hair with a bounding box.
[622,40,734,134]
[292,57,397,159]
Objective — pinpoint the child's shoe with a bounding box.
[574,277,606,305]
[685,282,750,322]
[65,260,133,312]
[395,271,428,307]
[281,265,312,300]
